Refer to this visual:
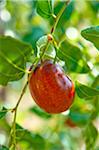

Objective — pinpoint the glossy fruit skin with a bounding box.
[29,60,75,114]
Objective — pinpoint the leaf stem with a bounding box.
[51,0,70,34]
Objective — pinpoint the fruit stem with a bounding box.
[53,40,58,64]
[53,48,57,64]
[9,39,49,149]
[8,1,71,148]
[9,81,28,149]
[40,41,49,61]
[51,0,70,34]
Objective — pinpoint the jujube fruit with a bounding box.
[29,60,75,114]
[64,118,77,128]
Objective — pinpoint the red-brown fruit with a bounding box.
[65,118,77,128]
[29,60,75,114]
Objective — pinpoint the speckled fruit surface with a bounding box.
[29,60,75,114]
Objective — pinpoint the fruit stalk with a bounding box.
[9,81,28,149]
[51,0,70,34]
[9,1,71,148]
[9,35,51,149]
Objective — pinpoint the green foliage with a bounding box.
[69,111,91,126]
[89,1,99,13]
[92,75,99,89]
[0,107,8,120]
[91,76,99,119]
[57,39,90,73]
[36,35,54,59]
[36,35,48,57]
[30,106,52,119]
[84,123,98,150]
[76,81,99,99]
[36,0,53,19]
[0,0,99,149]
[16,124,45,150]
[81,26,99,50]
[54,1,74,28]
[23,27,45,51]
[0,146,9,150]
[0,36,33,85]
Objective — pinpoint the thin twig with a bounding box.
[9,81,28,149]
[51,0,70,34]
[8,1,71,149]
[9,37,50,150]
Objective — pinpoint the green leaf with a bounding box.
[36,0,52,19]
[0,145,9,150]
[0,107,8,119]
[48,143,63,150]
[92,75,99,89]
[0,36,33,85]
[76,81,99,99]
[23,27,45,52]
[84,123,98,150]
[69,111,91,125]
[89,1,99,13]
[91,96,99,120]
[54,1,74,28]
[91,76,99,119]
[95,147,99,150]
[16,123,23,130]
[57,39,90,73]
[16,125,45,150]
[36,35,55,59]
[81,26,99,50]
[30,106,52,119]
[36,35,48,57]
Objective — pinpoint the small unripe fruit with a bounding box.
[29,60,75,114]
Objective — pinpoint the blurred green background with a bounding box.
[0,0,99,150]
